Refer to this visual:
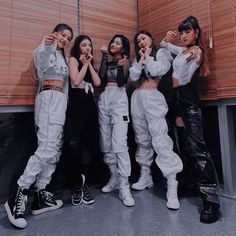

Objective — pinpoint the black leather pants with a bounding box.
[176,84,219,203]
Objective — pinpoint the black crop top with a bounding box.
[98,53,130,87]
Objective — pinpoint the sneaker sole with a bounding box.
[119,195,135,207]
[131,183,154,191]
[4,201,27,229]
[71,197,83,206]
[82,199,95,205]
[31,200,63,215]
[101,186,119,193]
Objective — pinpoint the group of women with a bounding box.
[4,16,220,229]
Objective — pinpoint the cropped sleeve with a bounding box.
[129,58,142,82]
[33,39,57,78]
[160,40,182,56]
[143,48,173,77]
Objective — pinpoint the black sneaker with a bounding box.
[4,188,29,229]
[82,185,94,205]
[31,190,63,215]
[200,201,220,224]
[71,186,83,206]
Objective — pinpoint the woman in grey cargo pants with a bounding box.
[4,23,73,229]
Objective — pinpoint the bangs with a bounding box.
[178,22,192,32]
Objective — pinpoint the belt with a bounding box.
[43,80,64,89]
[41,85,63,93]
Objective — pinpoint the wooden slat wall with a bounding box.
[0,0,78,105]
[138,0,236,100]
[80,0,138,68]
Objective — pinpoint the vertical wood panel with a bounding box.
[138,0,236,100]
[80,0,138,68]
[0,0,78,105]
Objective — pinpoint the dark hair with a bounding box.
[108,34,130,58]
[52,23,73,39]
[178,16,210,77]
[52,23,73,65]
[70,35,94,63]
[133,30,158,61]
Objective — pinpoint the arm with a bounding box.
[88,62,101,87]
[129,58,143,82]
[160,40,182,55]
[33,35,57,74]
[144,48,173,77]
[69,56,89,86]
[117,57,131,87]
[98,53,108,86]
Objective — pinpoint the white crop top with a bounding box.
[33,39,69,96]
[129,48,172,82]
[160,40,200,86]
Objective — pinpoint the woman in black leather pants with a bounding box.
[161,16,220,224]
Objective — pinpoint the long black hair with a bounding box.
[178,16,210,77]
[134,30,158,62]
[70,35,94,66]
[108,34,130,58]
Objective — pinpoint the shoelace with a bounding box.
[121,188,132,200]
[83,186,92,198]
[73,188,83,198]
[107,177,118,187]
[15,192,27,215]
[42,191,54,203]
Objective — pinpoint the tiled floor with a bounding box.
[0,185,235,236]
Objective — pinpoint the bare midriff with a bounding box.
[138,79,159,89]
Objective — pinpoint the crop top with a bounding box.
[33,39,69,95]
[99,53,130,87]
[160,40,200,86]
[70,61,94,93]
[129,48,173,83]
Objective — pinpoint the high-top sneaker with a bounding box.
[31,190,63,215]
[166,179,180,210]
[102,165,119,193]
[131,168,153,190]
[119,177,135,207]
[4,188,29,229]
[82,185,95,205]
[71,186,83,206]
[81,174,94,205]
[71,174,85,206]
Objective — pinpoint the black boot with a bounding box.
[31,189,63,215]
[4,188,29,229]
[200,200,220,223]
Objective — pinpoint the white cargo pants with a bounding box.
[131,89,183,178]
[17,90,67,190]
[98,87,131,177]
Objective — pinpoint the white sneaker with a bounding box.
[166,179,180,210]
[131,169,153,190]
[102,176,119,193]
[119,186,135,207]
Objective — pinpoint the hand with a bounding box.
[44,33,57,45]
[164,31,177,42]
[144,47,152,58]
[185,46,201,63]
[86,53,93,62]
[139,48,145,58]
[100,44,108,53]
[79,54,89,65]
[118,55,128,66]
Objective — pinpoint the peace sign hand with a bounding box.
[118,55,128,66]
